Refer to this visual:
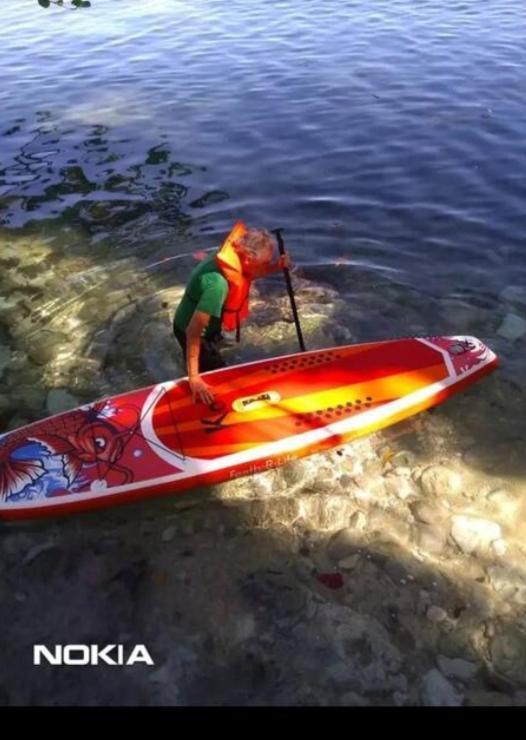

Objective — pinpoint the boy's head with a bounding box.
[233,228,275,276]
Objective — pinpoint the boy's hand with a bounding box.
[189,375,215,405]
[276,251,292,270]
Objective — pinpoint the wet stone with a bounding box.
[419,465,463,498]
[499,285,526,311]
[490,624,526,685]
[326,528,361,562]
[0,343,11,376]
[162,526,176,543]
[427,606,448,624]
[451,516,502,555]
[46,389,80,415]
[413,523,449,556]
[421,668,463,707]
[497,313,526,341]
[437,655,480,682]
[25,331,69,365]
[466,690,515,707]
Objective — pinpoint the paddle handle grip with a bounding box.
[272,228,306,353]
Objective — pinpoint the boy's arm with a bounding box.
[186,310,215,404]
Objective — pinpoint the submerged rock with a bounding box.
[497,313,526,341]
[451,516,502,555]
[490,624,526,685]
[326,528,361,562]
[421,669,463,706]
[46,389,80,415]
[437,655,479,682]
[0,343,11,377]
[499,285,526,311]
[466,690,514,707]
[25,330,69,366]
[418,465,463,498]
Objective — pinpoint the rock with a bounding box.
[368,509,411,544]
[490,624,526,685]
[11,386,47,412]
[349,510,367,530]
[497,313,526,341]
[26,331,68,365]
[281,459,311,487]
[500,285,526,310]
[161,526,176,543]
[340,691,371,706]
[437,655,479,682]
[385,475,418,500]
[326,528,360,562]
[421,669,463,706]
[326,661,358,689]
[466,690,514,707]
[492,539,508,557]
[390,451,416,468]
[148,662,174,685]
[410,500,449,526]
[338,553,361,570]
[318,605,402,693]
[488,566,526,604]
[79,200,149,230]
[486,488,521,516]
[451,516,502,555]
[0,394,11,415]
[0,343,11,377]
[419,465,463,497]
[5,415,31,432]
[22,540,58,566]
[427,606,448,624]
[414,525,447,556]
[439,298,487,332]
[46,389,79,415]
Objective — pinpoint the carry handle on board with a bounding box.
[272,227,306,353]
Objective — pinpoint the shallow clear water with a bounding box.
[0,0,525,414]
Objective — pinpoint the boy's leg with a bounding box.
[173,322,225,374]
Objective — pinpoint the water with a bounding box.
[0,0,525,396]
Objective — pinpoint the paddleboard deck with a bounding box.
[0,335,498,520]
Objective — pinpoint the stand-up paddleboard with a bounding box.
[0,335,498,521]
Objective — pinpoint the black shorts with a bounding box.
[173,321,226,373]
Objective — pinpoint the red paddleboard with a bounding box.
[0,335,498,521]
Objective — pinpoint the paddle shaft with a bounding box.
[272,228,306,352]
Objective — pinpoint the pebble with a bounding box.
[427,606,448,623]
[161,526,176,543]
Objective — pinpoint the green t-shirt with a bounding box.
[173,253,228,340]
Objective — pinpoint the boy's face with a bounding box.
[237,244,272,276]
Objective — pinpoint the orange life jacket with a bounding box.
[215,220,253,341]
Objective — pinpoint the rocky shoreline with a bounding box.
[1,230,525,706]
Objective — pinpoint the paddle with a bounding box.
[272,227,306,352]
